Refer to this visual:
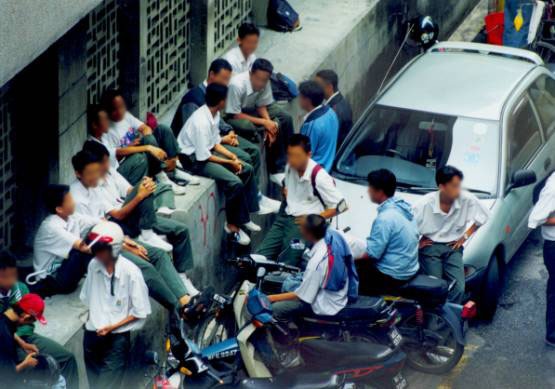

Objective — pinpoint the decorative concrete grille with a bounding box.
[86,0,120,105]
[0,85,15,250]
[145,0,191,114]
[213,0,252,57]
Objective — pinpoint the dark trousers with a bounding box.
[154,216,194,273]
[544,240,555,342]
[225,104,293,174]
[180,153,259,226]
[29,249,93,298]
[256,210,304,266]
[112,183,157,238]
[356,261,409,296]
[84,330,130,389]
[419,243,465,303]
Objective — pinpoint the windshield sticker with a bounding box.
[463,151,480,164]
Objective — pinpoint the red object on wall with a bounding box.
[485,12,505,45]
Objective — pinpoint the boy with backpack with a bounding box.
[255,134,345,266]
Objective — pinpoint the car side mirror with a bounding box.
[508,169,537,192]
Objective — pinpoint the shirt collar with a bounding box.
[432,191,461,214]
[200,104,219,126]
[96,256,124,279]
[303,105,323,123]
[298,159,317,182]
[325,91,340,105]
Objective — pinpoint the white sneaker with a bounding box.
[157,206,175,216]
[174,169,201,185]
[257,195,281,215]
[270,173,285,186]
[179,273,200,297]
[139,229,173,252]
[244,221,261,232]
[224,225,251,246]
[156,172,187,195]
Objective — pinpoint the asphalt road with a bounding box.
[407,230,555,389]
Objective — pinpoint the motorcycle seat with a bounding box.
[300,338,396,366]
[239,372,341,389]
[306,296,387,322]
[399,274,449,304]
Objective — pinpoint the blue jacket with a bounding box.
[301,105,339,171]
[323,229,359,301]
[366,197,420,280]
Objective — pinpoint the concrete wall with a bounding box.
[0,0,102,87]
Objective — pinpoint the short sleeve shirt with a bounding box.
[222,46,257,74]
[225,72,274,115]
[80,256,151,333]
[88,135,119,169]
[33,214,96,277]
[70,180,115,222]
[413,190,491,243]
[98,168,132,210]
[284,159,344,217]
[295,238,349,316]
[102,112,144,149]
[178,105,221,161]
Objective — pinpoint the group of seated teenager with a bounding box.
[0,22,360,388]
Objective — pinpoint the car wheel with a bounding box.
[479,254,502,321]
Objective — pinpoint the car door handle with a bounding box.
[545,158,552,171]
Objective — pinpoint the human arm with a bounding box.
[267,292,298,303]
[15,353,38,372]
[123,238,149,261]
[107,179,155,221]
[205,144,243,173]
[365,218,391,262]
[14,335,39,354]
[116,145,167,161]
[96,315,138,336]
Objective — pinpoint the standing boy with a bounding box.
[81,221,151,389]
[414,165,490,303]
[314,69,353,146]
[298,80,339,172]
[223,22,260,74]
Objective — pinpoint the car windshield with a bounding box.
[334,104,500,196]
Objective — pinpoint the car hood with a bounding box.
[335,178,496,239]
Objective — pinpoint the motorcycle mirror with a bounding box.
[257,267,267,279]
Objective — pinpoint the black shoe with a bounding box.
[181,286,215,323]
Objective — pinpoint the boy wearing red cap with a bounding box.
[0,292,48,385]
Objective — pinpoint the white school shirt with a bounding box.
[70,180,115,222]
[284,159,344,217]
[225,72,274,115]
[87,135,119,169]
[80,256,151,333]
[177,105,221,161]
[102,112,145,149]
[33,214,97,278]
[98,168,133,210]
[413,190,490,243]
[295,238,349,316]
[529,172,555,240]
[223,46,257,74]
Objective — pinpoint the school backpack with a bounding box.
[270,72,299,102]
[267,0,301,32]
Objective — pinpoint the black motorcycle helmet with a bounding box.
[409,15,439,49]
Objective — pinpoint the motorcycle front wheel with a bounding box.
[193,311,237,350]
[399,311,464,375]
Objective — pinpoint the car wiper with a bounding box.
[466,188,492,196]
[407,187,437,193]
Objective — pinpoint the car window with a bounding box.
[334,105,500,195]
[507,96,542,182]
[529,75,555,137]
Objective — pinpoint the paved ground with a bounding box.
[407,231,555,389]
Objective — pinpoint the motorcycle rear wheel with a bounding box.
[400,311,464,374]
[193,312,237,350]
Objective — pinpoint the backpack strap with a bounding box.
[311,164,326,209]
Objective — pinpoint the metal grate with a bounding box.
[145,0,191,114]
[213,0,252,58]
[0,85,15,250]
[86,0,120,105]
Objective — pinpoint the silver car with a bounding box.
[333,42,555,319]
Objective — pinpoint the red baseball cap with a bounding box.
[16,293,47,325]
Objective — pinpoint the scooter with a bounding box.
[147,278,407,389]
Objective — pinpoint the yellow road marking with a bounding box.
[437,344,479,389]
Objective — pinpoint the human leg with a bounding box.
[153,217,194,273]
[418,244,445,279]
[256,212,302,266]
[122,250,179,310]
[236,161,259,214]
[117,153,149,186]
[443,247,465,303]
[267,104,293,174]
[24,333,79,389]
[355,261,408,296]
[224,115,263,143]
[84,331,129,389]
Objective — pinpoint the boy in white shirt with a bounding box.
[100,89,198,195]
[30,184,96,297]
[223,22,259,74]
[81,221,151,389]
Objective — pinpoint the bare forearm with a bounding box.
[110,315,137,332]
[116,146,149,158]
[320,208,338,219]
[257,106,271,121]
[234,112,266,127]
[268,292,298,303]
[109,196,143,220]
[207,155,233,165]
[213,144,236,160]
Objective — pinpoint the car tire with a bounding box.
[479,254,502,321]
